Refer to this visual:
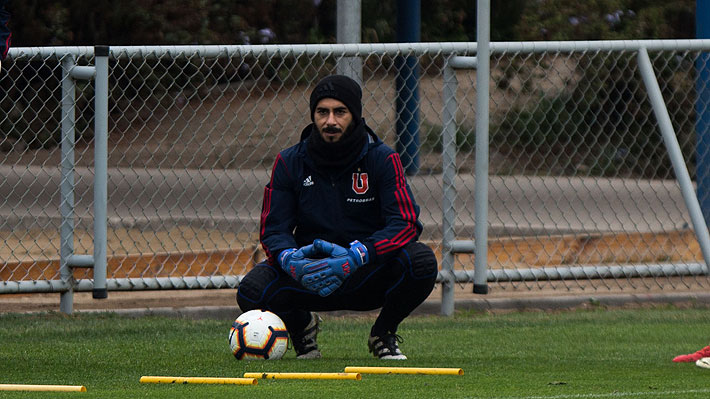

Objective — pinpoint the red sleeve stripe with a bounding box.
[372,153,417,255]
[374,228,417,253]
[389,220,416,243]
[260,185,275,261]
[389,153,406,190]
[270,153,287,184]
[394,188,416,225]
[389,154,416,220]
[2,21,10,59]
[263,246,273,262]
[261,154,289,262]
[260,186,272,237]
[261,154,287,235]
[376,227,416,249]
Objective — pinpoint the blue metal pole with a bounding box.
[92,45,110,299]
[396,0,420,175]
[697,0,710,225]
[473,0,490,295]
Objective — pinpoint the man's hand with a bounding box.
[313,239,369,270]
[278,247,342,295]
[297,239,369,296]
[279,240,369,296]
[277,245,318,281]
[299,257,347,296]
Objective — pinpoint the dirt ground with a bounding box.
[1,227,707,314]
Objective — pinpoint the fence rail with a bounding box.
[2,40,710,313]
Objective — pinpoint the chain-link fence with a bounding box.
[1,41,709,312]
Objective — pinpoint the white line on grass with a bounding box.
[470,389,710,399]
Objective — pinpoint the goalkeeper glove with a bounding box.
[277,245,318,281]
[299,239,369,296]
[299,258,346,296]
[313,239,369,271]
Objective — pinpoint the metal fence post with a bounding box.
[441,61,458,316]
[441,55,489,315]
[57,46,110,313]
[473,0,490,295]
[336,0,362,84]
[59,55,77,314]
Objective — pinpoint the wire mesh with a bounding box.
[1,42,708,297]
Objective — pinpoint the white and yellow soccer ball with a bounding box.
[228,309,289,360]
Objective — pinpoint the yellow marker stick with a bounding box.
[244,372,362,380]
[0,384,87,392]
[344,366,464,376]
[139,376,257,385]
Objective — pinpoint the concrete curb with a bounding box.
[415,292,710,314]
[70,292,710,320]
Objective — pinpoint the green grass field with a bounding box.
[1,306,710,398]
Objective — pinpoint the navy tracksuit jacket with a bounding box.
[260,124,423,266]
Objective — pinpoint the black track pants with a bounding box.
[236,241,438,335]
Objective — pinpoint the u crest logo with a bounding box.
[352,173,369,194]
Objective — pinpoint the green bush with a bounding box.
[515,0,695,41]
[493,50,696,179]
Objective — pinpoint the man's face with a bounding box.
[314,98,353,143]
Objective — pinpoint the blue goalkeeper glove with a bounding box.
[277,245,318,281]
[279,246,345,295]
[300,239,369,296]
[313,239,369,270]
[299,258,346,296]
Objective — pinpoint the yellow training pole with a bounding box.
[244,372,362,380]
[344,366,464,375]
[0,384,87,392]
[139,376,257,385]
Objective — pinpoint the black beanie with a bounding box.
[309,75,362,123]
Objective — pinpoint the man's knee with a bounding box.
[402,241,438,279]
[236,263,279,311]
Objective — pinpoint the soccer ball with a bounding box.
[228,309,289,360]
